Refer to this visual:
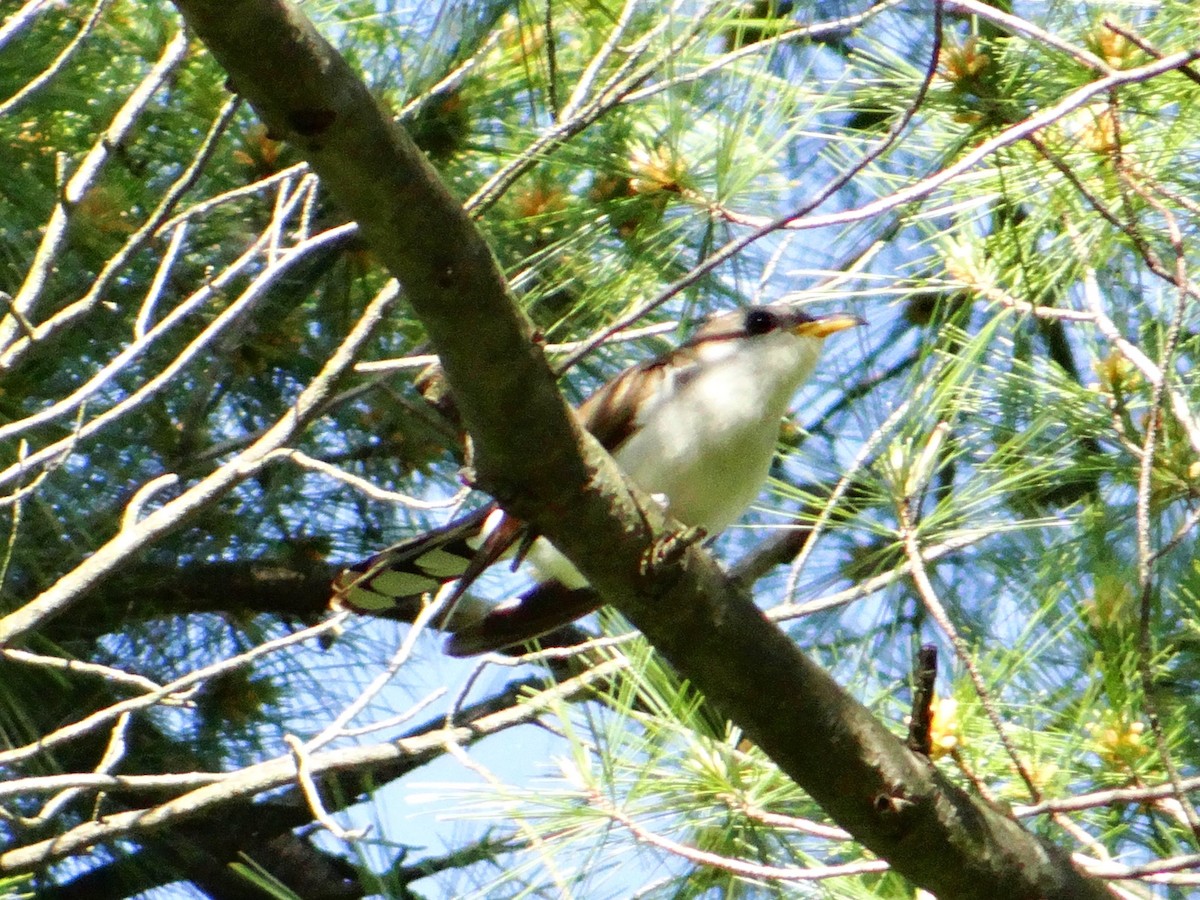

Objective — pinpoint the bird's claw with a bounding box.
[640,525,707,576]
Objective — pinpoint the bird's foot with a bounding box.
[640,525,707,576]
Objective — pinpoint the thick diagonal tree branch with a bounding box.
[166,2,1108,897]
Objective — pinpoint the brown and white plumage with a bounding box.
[333,304,862,655]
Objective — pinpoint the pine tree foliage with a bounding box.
[0,0,1198,896]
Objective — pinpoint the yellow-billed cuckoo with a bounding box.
[333,304,863,655]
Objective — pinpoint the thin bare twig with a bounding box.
[1122,181,1200,839]
[157,161,310,233]
[1017,775,1200,819]
[304,585,460,753]
[0,221,356,484]
[558,0,639,121]
[0,30,190,357]
[16,713,131,829]
[0,616,346,768]
[464,3,686,215]
[1,92,242,368]
[0,647,166,696]
[944,0,1111,73]
[594,790,891,881]
[897,424,1043,802]
[0,0,58,52]
[767,530,989,622]
[1101,18,1200,87]
[622,0,908,103]
[0,0,113,117]
[285,734,369,841]
[0,658,625,873]
[0,274,397,644]
[267,448,471,511]
[722,47,1200,237]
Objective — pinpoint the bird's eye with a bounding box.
[744,308,776,335]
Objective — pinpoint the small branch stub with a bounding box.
[908,643,939,757]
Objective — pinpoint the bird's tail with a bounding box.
[332,506,608,655]
[442,582,605,656]
[331,506,510,616]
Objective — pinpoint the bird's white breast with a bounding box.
[528,330,824,586]
[615,330,823,532]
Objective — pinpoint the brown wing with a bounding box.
[576,357,667,453]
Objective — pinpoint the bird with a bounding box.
[332,304,863,655]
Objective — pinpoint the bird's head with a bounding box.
[684,304,864,378]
